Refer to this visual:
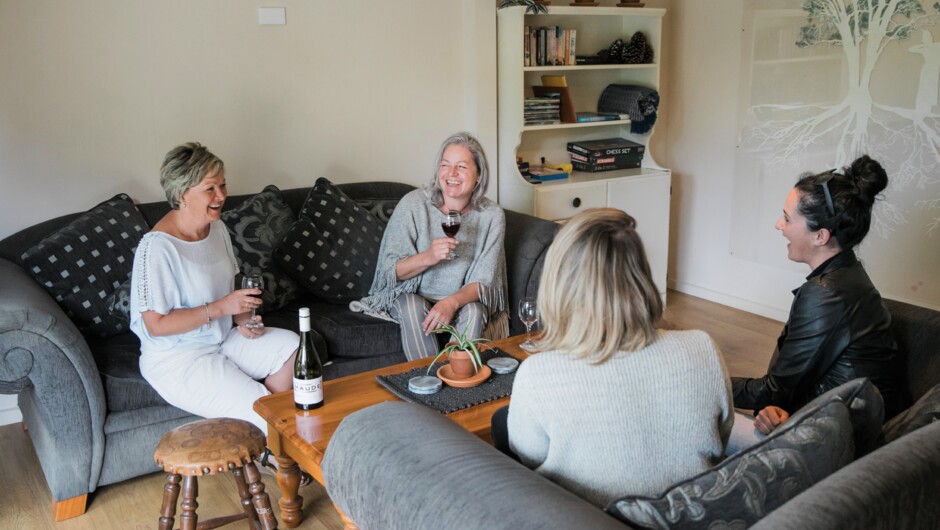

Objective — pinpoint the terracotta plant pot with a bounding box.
[448,349,477,379]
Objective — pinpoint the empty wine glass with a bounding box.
[241,274,265,329]
[519,297,538,352]
[441,210,461,260]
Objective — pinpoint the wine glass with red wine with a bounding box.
[442,210,461,260]
[241,274,265,329]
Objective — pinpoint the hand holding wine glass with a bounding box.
[441,210,461,260]
[241,274,265,329]
[519,297,539,352]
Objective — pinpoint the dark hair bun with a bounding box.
[845,155,888,206]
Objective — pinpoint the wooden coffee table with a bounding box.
[253,334,529,528]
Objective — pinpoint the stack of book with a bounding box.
[524,26,577,67]
[524,96,561,125]
[567,138,646,172]
[575,111,630,123]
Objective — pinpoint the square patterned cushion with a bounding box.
[274,178,387,304]
[606,400,856,529]
[882,381,940,444]
[20,193,148,337]
[221,184,301,313]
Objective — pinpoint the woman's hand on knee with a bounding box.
[754,406,790,435]
[422,298,459,335]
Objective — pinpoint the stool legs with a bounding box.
[233,466,262,528]
[245,462,279,530]
[180,475,198,530]
[156,466,277,530]
[158,473,181,530]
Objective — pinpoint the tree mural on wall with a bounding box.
[741,0,940,235]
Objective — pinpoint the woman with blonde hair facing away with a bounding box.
[504,208,733,507]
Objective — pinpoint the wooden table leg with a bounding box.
[275,455,304,528]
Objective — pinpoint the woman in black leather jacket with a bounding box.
[730,155,902,447]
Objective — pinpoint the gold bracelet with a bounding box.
[204,302,211,324]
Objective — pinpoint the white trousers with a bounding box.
[140,326,297,433]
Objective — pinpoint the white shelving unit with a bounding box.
[497,5,671,297]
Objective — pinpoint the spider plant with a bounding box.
[426,318,490,375]
[497,0,549,15]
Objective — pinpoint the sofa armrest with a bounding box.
[323,401,628,530]
[504,210,558,336]
[0,257,107,500]
[752,420,940,530]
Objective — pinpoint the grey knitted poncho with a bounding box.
[355,189,508,331]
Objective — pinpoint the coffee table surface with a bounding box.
[253,333,530,528]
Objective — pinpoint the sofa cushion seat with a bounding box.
[88,333,169,412]
[307,302,402,359]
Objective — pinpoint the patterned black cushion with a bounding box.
[882,382,940,443]
[20,194,148,337]
[221,185,300,313]
[104,277,132,330]
[274,178,387,304]
[606,400,855,529]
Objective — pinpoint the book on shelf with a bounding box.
[571,159,642,173]
[541,75,567,87]
[567,137,645,158]
[575,112,630,123]
[532,86,576,123]
[575,55,605,65]
[525,96,561,105]
[568,29,576,65]
[525,26,577,66]
[567,150,644,165]
[524,25,530,66]
[528,165,569,181]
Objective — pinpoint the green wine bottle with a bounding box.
[293,307,324,410]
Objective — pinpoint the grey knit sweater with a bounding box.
[507,329,733,507]
[358,189,507,317]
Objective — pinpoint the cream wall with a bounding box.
[0,0,496,425]
[0,0,496,239]
[660,0,940,323]
[661,0,832,322]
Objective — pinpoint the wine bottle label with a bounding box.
[293,376,323,405]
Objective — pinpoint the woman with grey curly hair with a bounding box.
[356,132,508,361]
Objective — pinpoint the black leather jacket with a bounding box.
[732,251,902,417]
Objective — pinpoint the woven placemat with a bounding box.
[376,348,518,414]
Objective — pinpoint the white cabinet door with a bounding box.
[607,172,671,296]
[534,182,607,221]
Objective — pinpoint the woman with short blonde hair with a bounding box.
[536,208,661,362]
[503,208,733,508]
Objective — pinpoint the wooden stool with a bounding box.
[153,418,278,530]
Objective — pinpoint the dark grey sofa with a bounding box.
[0,181,559,520]
[321,299,940,530]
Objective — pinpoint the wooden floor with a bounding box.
[0,290,781,530]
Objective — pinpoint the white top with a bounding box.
[507,329,733,507]
[130,220,238,356]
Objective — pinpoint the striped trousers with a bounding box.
[390,293,488,361]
